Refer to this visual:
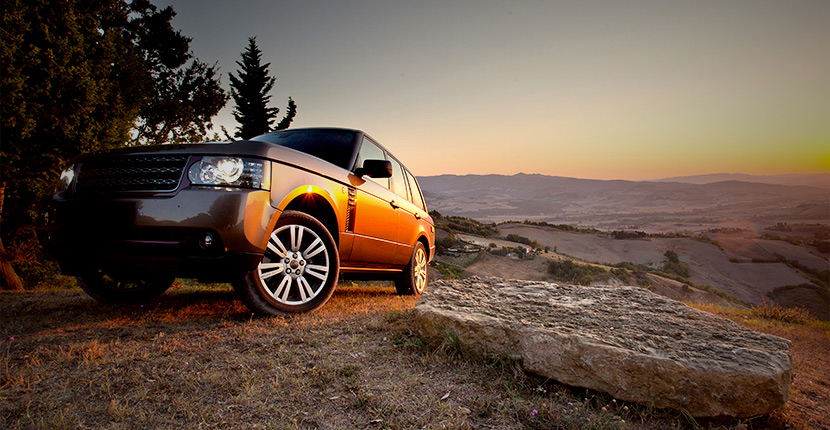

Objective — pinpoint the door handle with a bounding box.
[390,200,399,209]
[415,213,421,219]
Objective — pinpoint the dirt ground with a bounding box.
[3,284,822,429]
[462,252,551,282]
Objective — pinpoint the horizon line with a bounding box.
[418,172,830,181]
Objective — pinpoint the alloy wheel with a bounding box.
[257,223,331,305]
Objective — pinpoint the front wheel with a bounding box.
[233,211,339,315]
[396,241,428,296]
[76,270,174,304]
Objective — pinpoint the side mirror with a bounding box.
[355,159,392,178]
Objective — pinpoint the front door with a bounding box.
[345,137,401,267]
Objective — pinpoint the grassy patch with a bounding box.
[774,254,830,290]
[432,250,482,280]
[1,284,824,429]
[431,212,499,237]
[611,261,744,305]
[748,301,819,325]
[689,302,830,430]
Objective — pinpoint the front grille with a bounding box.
[75,155,190,193]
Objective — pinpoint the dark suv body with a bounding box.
[38,128,435,314]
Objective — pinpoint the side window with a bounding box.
[405,169,426,211]
[389,159,409,200]
[355,138,389,188]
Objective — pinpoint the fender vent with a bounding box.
[345,187,357,232]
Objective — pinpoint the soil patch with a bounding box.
[2,285,825,429]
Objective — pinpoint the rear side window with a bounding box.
[405,169,426,211]
[250,130,357,169]
[389,159,409,200]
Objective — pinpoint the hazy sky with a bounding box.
[155,0,829,180]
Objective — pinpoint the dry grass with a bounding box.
[688,302,830,430]
[1,283,823,429]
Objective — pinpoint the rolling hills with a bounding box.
[420,173,829,318]
[418,173,829,232]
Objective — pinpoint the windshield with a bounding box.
[250,129,358,169]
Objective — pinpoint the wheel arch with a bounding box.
[416,234,431,260]
[280,190,340,246]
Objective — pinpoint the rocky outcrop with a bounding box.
[413,277,792,418]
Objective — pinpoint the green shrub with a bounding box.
[488,246,533,260]
[612,230,648,239]
[661,250,691,278]
[430,261,464,280]
[610,267,631,284]
[547,260,610,286]
[504,233,542,250]
[432,212,499,237]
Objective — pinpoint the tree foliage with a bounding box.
[3,0,142,189]
[229,37,295,139]
[0,0,227,289]
[127,0,228,144]
[134,58,228,144]
[274,97,298,131]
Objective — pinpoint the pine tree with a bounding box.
[229,37,296,139]
[274,97,297,131]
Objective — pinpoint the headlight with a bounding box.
[188,156,270,190]
[58,165,76,192]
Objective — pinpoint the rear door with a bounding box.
[387,157,424,265]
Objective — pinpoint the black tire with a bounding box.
[233,210,339,315]
[395,241,428,296]
[76,270,174,304]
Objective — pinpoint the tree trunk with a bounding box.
[0,182,25,290]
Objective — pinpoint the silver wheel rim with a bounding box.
[257,223,331,305]
[413,246,428,293]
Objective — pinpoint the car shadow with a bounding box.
[2,281,413,341]
[2,287,248,339]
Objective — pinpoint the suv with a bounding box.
[38,128,435,315]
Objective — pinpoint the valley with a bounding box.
[421,173,829,319]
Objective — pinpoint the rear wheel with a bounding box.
[77,270,174,304]
[233,211,339,315]
[396,241,428,296]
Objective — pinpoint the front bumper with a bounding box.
[37,187,277,282]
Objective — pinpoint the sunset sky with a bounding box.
[156,0,829,180]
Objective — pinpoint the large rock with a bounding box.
[414,277,792,418]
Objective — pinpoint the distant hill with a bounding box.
[653,173,829,189]
[418,173,829,232]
